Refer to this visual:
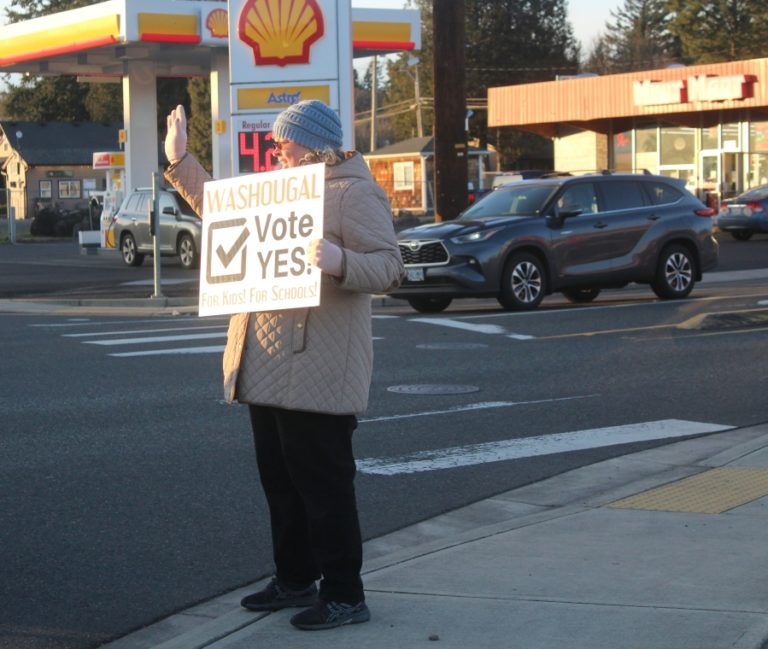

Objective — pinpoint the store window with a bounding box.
[635,127,657,173]
[660,127,695,165]
[722,123,740,151]
[748,121,768,188]
[747,156,768,186]
[393,161,415,191]
[613,131,632,171]
[701,126,718,149]
[58,179,81,199]
[749,121,768,152]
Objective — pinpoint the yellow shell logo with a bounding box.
[238,0,324,67]
[206,9,228,38]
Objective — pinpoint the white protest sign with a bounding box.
[199,163,325,317]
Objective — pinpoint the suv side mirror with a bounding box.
[549,205,583,225]
[162,206,178,217]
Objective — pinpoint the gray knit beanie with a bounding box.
[272,100,343,151]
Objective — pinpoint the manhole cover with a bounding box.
[387,384,480,395]
[416,342,488,350]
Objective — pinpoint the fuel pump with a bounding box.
[92,152,125,248]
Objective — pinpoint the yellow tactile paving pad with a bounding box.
[608,467,768,514]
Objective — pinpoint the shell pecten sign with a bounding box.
[237,0,325,67]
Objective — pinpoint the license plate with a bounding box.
[728,206,749,217]
[406,268,425,282]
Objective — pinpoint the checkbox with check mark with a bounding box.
[206,218,251,284]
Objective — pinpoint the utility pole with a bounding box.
[432,0,468,222]
[408,56,424,138]
[370,55,378,152]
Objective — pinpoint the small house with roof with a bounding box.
[364,136,494,214]
[0,121,121,219]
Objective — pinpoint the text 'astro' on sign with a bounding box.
[199,163,326,317]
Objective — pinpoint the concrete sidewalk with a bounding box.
[98,424,768,649]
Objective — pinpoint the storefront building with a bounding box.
[488,57,768,208]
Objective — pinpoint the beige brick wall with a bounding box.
[554,131,609,174]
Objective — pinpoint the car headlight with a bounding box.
[450,226,504,244]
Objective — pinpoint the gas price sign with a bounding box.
[238,131,280,174]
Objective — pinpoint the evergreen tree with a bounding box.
[596,0,680,72]
[665,0,768,63]
[583,32,614,74]
[4,0,91,22]
[4,76,90,121]
[187,77,212,173]
[382,0,577,168]
[84,83,122,123]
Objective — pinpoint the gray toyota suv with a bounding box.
[393,172,719,312]
[112,188,201,269]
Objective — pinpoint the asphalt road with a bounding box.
[1,232,768,649]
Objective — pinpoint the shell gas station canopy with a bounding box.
[0,0,420,189]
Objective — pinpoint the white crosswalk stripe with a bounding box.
[39,316,381,357]
[357,419,734,475]
[35,317,229,357]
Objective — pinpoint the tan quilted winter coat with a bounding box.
[165,152,404,414]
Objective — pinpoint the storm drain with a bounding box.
[416,342,489,350]
[608,467,768,514]
[387,384,480,395]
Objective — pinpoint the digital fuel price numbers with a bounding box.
[237,131,280,174]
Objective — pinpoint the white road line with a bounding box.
[110,345,226,357]
[85,332,226,346]
[356,419,734,475]
[30,317,218,328]
[121,278,196,286]
[64,325,227,338]
[411,317,508,334]
[507,333,536,340]
[360,395,598,423]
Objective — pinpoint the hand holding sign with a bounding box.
[308,238,343,278]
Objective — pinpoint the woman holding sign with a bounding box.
[164,100,403,630]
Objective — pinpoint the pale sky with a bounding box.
[0,0,617,48]
[0,0,618,90]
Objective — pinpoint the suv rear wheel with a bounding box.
[120,232,145,267]
[731,230,754,241]
[651,244,695,299]
[178,233,199,269]
[498,252,546,310]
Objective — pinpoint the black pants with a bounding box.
[248,405,364,603]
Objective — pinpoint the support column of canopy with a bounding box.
[211,49,232,179]
[122,60,159,192]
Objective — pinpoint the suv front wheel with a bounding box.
[498,252,546,310]
[178,233,199,269]
[120,232,145,267]
[651,244,695,299]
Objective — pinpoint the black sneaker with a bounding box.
[240,577,317,611]
[290,599,370,630]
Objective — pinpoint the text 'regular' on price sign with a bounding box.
[199,163,325,317]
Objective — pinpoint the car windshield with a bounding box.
[738,186,768,202]
[461,184,556,219]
